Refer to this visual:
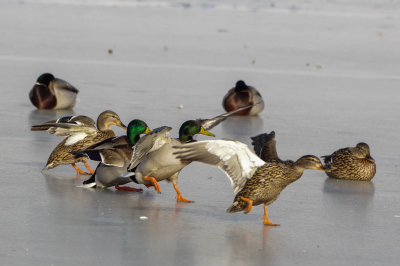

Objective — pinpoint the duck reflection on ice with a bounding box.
[322,178,375,228]
[323,178,375,197]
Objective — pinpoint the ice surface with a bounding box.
[0,0,399,265]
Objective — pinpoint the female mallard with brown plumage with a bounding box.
[173,132,329,225]
[29,73,79,109]
[321,142,376,181]
[31,110,127,174]
[222,80,264,115]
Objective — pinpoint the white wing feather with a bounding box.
[174,140,265,193]
[65,132,91,146]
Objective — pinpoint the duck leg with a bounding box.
[173,184,194,203]
[115,185,143,192]
[262,204,280,226]
[84,162,95,174]
[239,196,253,214]
[143,176,161,193]
[72,163,90,175]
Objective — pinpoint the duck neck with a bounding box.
[128,133,141,147]
[179,134,194,142]
[97,118,111,131]
[289,164,306,181]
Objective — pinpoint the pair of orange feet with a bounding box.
[116,176,194,203]
[239,196,279,226]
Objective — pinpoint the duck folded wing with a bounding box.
[72,136,130,166]
[128,126,172,170]
[93,149,128,167]
[51,78,79,93]
[198,103,259,131]
[173,140,266,193]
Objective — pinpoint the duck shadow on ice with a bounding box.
[321,178,375,227]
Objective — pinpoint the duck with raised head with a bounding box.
[29,73,79,109]
[121,105,256,203]
[74,119,151,191]
[322,142,376,181]
[173,135,329,225]
[222,80,264,115]
[31,110,127,174]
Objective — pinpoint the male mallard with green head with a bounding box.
[31,110,126,174]
[222,80,264,115]
[322,142,376,181]
[173,132,329,225]
[75,119,151,191]
[121,105,256,202]
[29,73,79,109]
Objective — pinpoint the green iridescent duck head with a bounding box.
[178,120,214,142]
[36,73,55,86]
[127,119,151,146]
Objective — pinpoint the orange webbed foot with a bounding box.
[173,184,194,203]
[115,185,143,192]
[84,162,95,174]
[176,195,194,203]
[262,205,280,226]
[143,176,161,193]
[72,163,90,175]
[144,183,154,188]
[239,196,253,214]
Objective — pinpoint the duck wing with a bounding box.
[250,131,282,163]
[31,115,97,145]
[128,126,172,171]
[73,136,130,167]
[173,139,266,193]
[51,78,79,93]
[197,102,261,131]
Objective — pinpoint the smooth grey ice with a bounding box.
[0,1,400,265]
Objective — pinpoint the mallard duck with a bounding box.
[31,110,127,174]
[321,142,376,181]
[73,119,151,191]
[121,105,256,203]
[29,73,79,109]
[222,80,264,115]
[173,134,329,225]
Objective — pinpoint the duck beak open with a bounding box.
[317,166,331,172]
[145,127,152,134]
[118,121,127,130]
[200,127,215,137]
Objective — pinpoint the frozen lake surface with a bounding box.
[0,0,399,265]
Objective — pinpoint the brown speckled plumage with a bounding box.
[322,142,376,181]
[173,133,328,225]
[44,129,116,170]
[32,110,126,172]
[226,155,323,213]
